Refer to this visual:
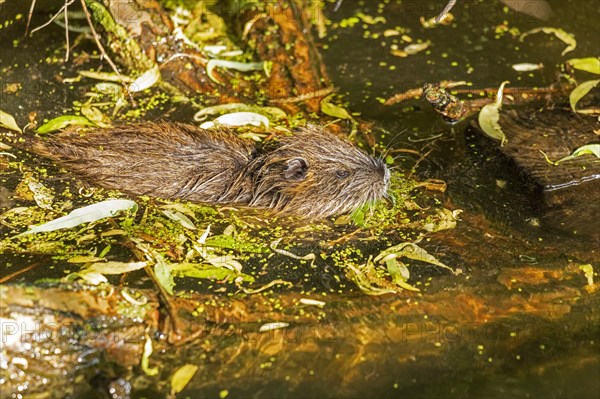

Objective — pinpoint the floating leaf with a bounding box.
[569,79,600,113]
[512,63,543,72]
[206,60,265,84]
[76,271,107,285]
[320,94,353,119]
[566,57,600,75]
[270,238,316,267]
[570,144,600,158]
[355,12,386,25]
[68,255,106,263]
[94,82,122,95]
[79,70,133,82]
[240,279,292,294]
[155,257,175,295]
[299,298,326,307]
[0,109,21,132]
[75,261,147,285]
[204,234,266,253]
[404,41,431,55]
[259,322,289,332]
[162,209,197,230]
[171,364,199,395]
[170,262,254,282]
[520,27,576,56]
[385,258,420,291]
[422,208,462,232]
[345,263,397,296]
[128,64,161,92]
[141,335,159,376]
[80,105,112,127]
[36,115,93,134]
[85,261,148,275]
[478,81,509,146]
[375,242,454,273]
[16,199,137,236]
[199,112,269,129]
[22,175,54,210]
[550,144,600,164]
[193,103,286,122]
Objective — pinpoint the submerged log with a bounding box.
[473,103,600,240]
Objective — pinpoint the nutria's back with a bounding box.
[17,122,390,219]
[32,122,256,203]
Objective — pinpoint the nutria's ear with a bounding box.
[284,157,308,181]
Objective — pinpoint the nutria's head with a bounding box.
[248,126,390,219]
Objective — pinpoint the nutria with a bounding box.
[7,122,390,219]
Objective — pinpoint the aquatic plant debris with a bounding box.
[73,261,148,285]
[36,115,94,134]
[345,262,397,296]
[391,41,431,57]
[141,335,159,376]
[299,298,326,307]
[374,242,455,274]
[478,81,509,146]
[511,63,543,72]
[566,57,600,75]
[0,109,21,132]
[128,64,161,93]
[206,60,267,84]
[541,144,600,165]
[200,112,269,129]
[519,27,576,56]
[579,264,595,286]
[270,238,316,267]
[320,94,353,120]
[161,209,197,230]
[193,103,286,122]
[385,257,420,292]
[434,0,456,24]
[170,364,199,395]
[78,70,134,82]
[15,199,137,237]
[569,80,600,114]
[259,322,289,332]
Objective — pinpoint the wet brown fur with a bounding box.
[21,122,390,219]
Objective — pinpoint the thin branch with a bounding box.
[29,0,75,35]
[79,0,120,77]
[64,0,71,61]
[0,262,42,283]
[79,0,133,101]
[435,0,457,24]
[25,0,37,36]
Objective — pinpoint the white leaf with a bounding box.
[0,110,21,132]
[200,112,269,129]
[128,64,161,92]
[17,199,137,236]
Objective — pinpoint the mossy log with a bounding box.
[87,0,331,113]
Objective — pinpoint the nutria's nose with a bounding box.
[373,158,390,185]
[383,165,391,186]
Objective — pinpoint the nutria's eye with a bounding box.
[335,169,350,179]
